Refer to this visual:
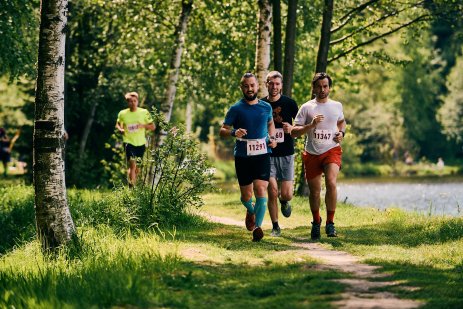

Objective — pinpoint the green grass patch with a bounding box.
[2,180,462,307]
[201,186,463,308]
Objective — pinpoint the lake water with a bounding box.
[337,178,463,216]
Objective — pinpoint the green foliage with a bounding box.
[0,0,39,78]
[129,111,214,228]
[438,49,463,145]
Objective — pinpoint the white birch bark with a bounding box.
[34,0,75,251]
[255,0,272,98]
[162,0,193,124]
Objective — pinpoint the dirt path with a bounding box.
[201,213,423,309]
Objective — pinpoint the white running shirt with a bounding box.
[294,98,344,155]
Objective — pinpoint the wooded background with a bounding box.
[1,0,462,188]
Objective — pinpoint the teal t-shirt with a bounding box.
[223,99,273,157]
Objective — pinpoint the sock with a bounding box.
[254,197,267,227]
[327,210,335,224]
[311,209,321,224]
[272,221,279,229]
[241,197,254,214]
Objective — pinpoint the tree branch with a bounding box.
[328,14,430,63]
[331,0,379,34]
[330,1,426,45]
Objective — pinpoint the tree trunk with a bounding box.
[272,0,282,72]
[255,0,272,98]
[297,0,333,196]
[34,0,75,251]
[315,0,333,73]
[79,100,98,156]
[161,0,193,124]
[283,0,298,96]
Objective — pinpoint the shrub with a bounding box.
[116,110,214,229]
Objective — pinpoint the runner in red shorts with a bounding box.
[291,72,347,239]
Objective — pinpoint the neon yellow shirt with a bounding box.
[117,108,153,146]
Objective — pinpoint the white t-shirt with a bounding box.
[294,98,344,155]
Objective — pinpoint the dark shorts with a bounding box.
[235,153,270,186]
[302,146,342,180]
[0,149,10,164]
[125,143,146,161]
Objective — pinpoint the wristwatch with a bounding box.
[231,129,237,137]
[339,131,345,137]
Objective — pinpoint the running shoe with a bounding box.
[245,211,256,231]
[325,222,338,237]
[252,227,264,241]
[280,201,292,218]
[270,226,281,237]
[311,217,322,240]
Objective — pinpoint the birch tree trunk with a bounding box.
[283,0,297,96]
[161,0,193,124]
[34,0,75,251]
[272,0,282,73]
[255,0,272,98]
[315,0,333,73]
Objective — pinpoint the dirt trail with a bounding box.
[201,213,423,309]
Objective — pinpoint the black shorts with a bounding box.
[125,143,146,161]
[234,153,270,186]
[0,150,10,164]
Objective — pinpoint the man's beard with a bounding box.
[244,92,258,101]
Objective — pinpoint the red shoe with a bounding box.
[252,227,264,242]
[245,211,256,231]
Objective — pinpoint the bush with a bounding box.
[116,110,214,229]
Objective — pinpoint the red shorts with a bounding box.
[302,146,342,180]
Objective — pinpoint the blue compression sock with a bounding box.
[254,197,267,227]
[241,197,254,214]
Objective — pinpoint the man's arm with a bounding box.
[115,121,124,133]
[333,119,347,143]
[220,124,247,138]
[337,119,347,133]
[143,123,155,131]
[268,120,277,148]
[291,114,325,138]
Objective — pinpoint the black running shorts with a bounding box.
[234,153,270,186]
[125,143,146,161]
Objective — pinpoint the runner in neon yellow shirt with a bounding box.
[116,92,155,187]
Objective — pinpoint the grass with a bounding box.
[1,179,462,308]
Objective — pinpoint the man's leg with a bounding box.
[279,155,294,217]
[308,175,322,222]
[308,175,322,239]
[267,177,280,233]
[253,179,269,228]
[128,158,137,185]
[280,180,294,203]
[239,184,255,213]
[324,163,340,237]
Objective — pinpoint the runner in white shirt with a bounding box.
[291,72,347,240]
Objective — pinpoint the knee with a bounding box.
[280,190,293,201]
[325,179,337,192]
[309,187,321,197]
[241,192,253,201]
[268,186,278,198]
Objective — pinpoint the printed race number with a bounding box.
[127,124,139,133]
[246,138,267,156]
[275,128,284,143]
[313,129,333,145]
